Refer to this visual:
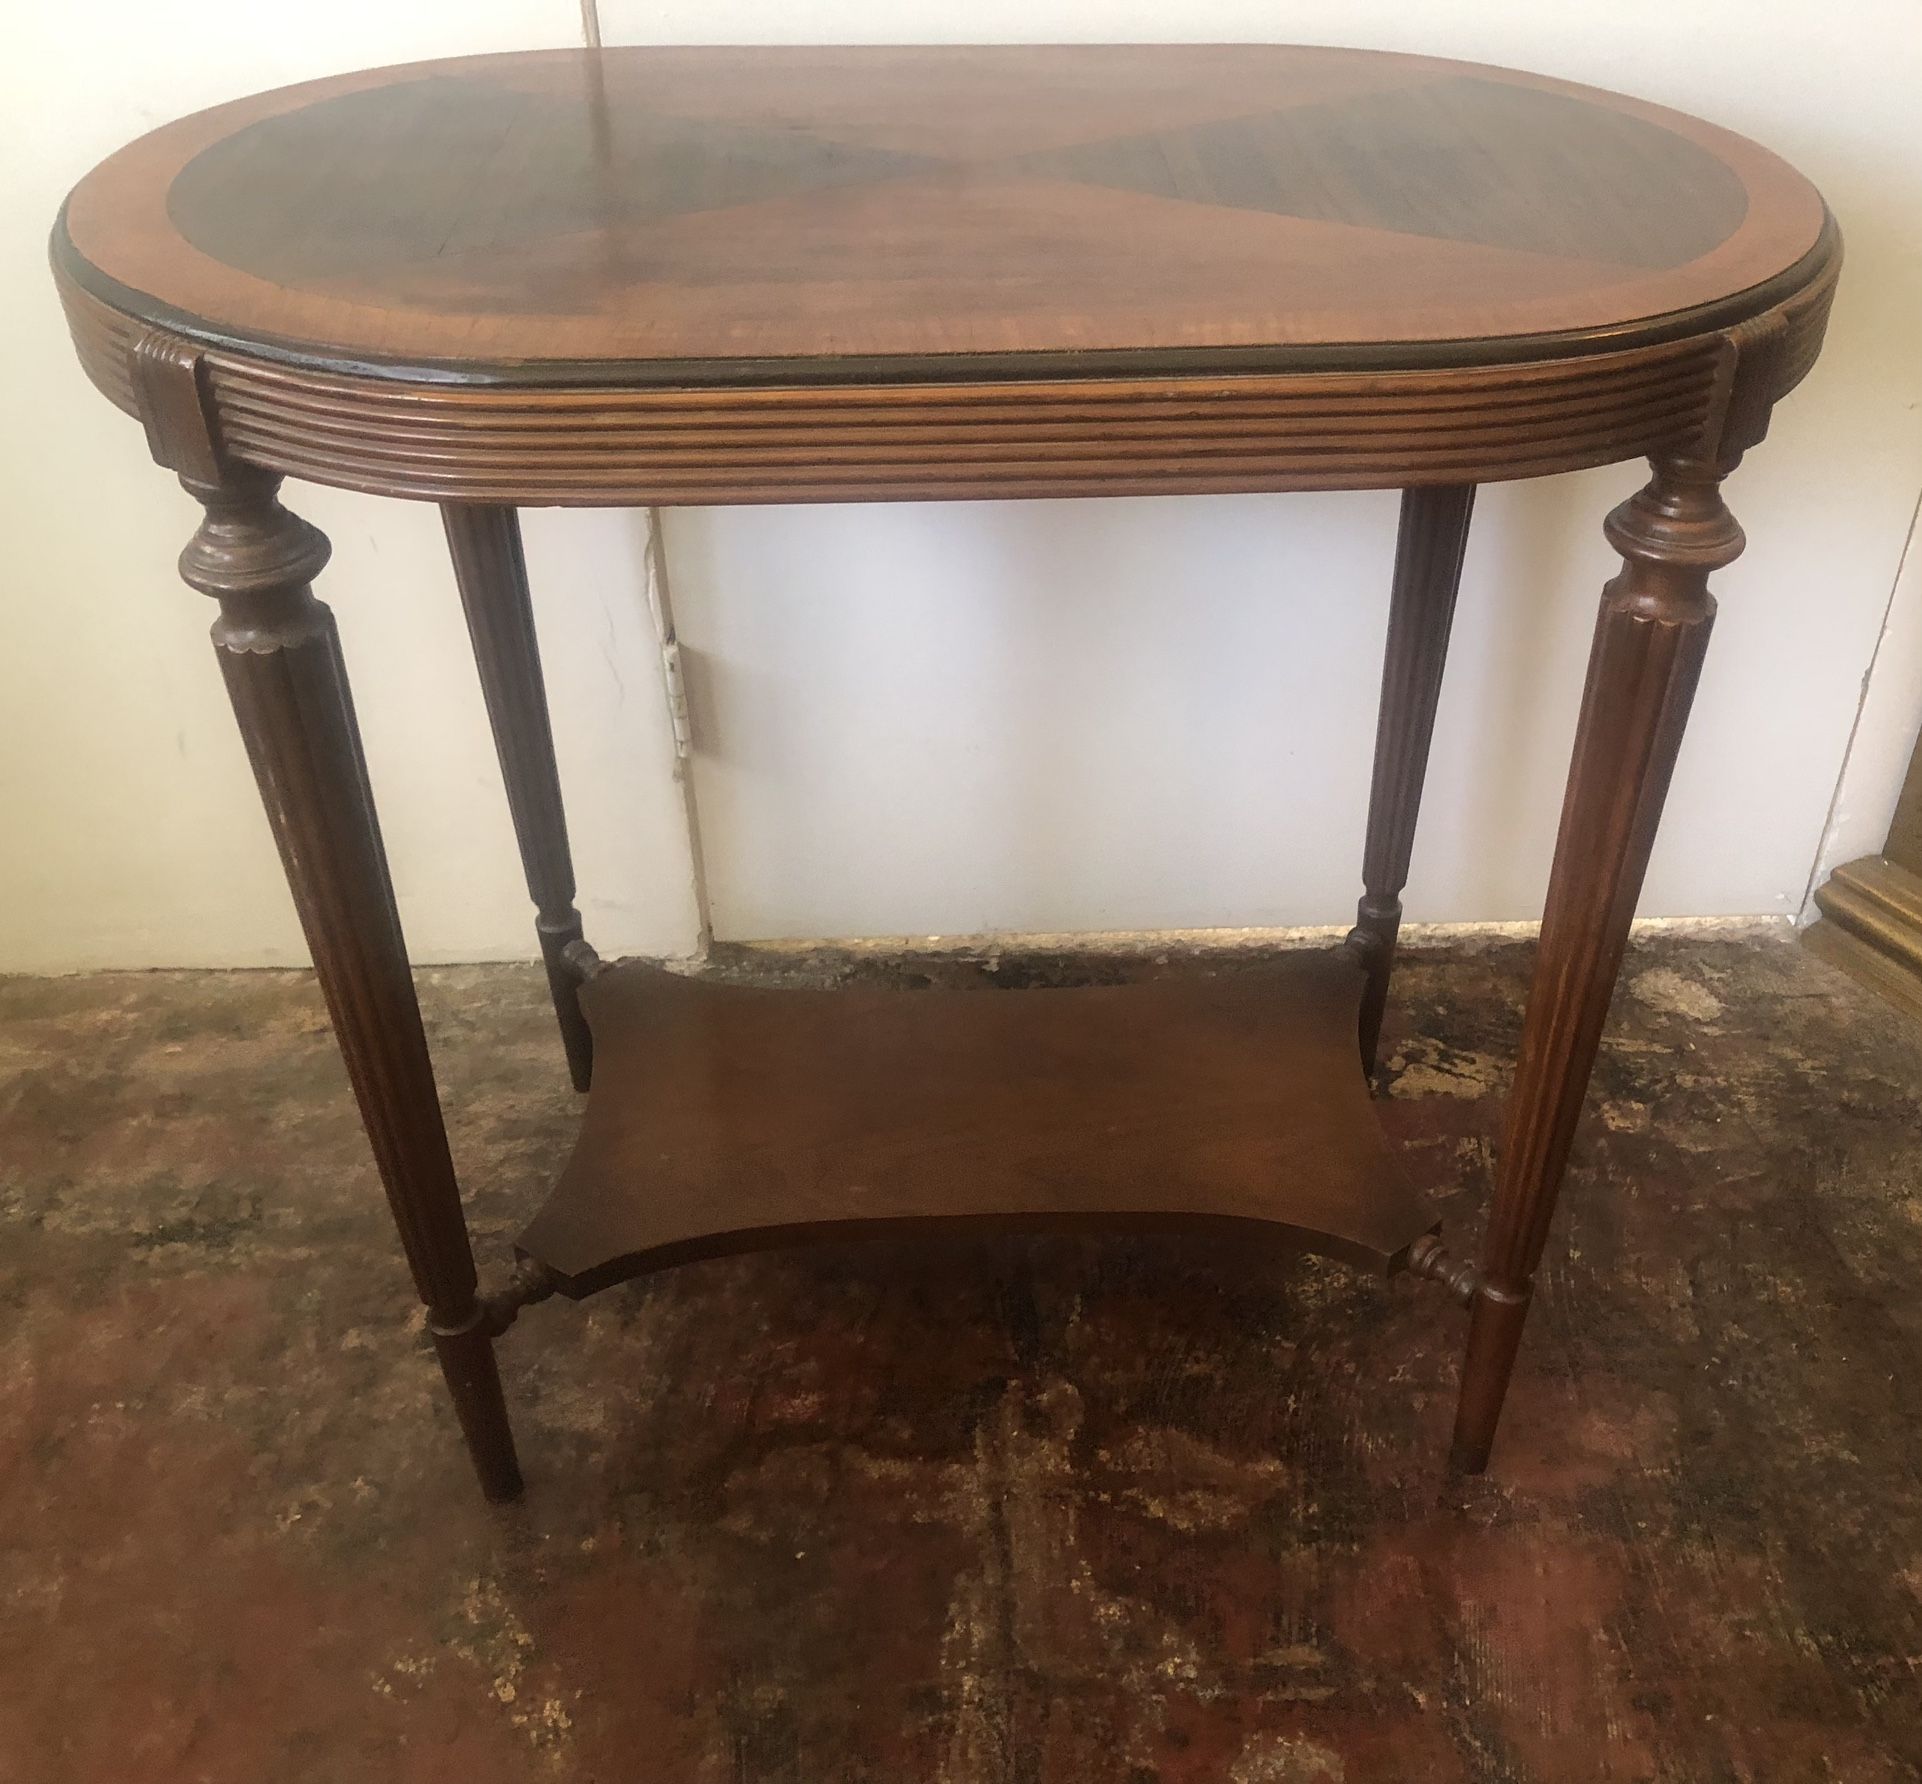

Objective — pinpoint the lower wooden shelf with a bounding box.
[516,950,1438,1296]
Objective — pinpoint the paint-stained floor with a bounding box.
[2,932,1921,1782]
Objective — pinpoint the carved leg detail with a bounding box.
[1452,458,1740,1472]
[184,469,523,1502]
[1350,484,1475,1076]
[442,504,593,1092]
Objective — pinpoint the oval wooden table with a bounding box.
[53,45,1840,1501]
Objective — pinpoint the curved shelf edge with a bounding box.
[515,954,1441,1299]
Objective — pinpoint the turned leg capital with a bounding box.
[1601,458,1746,592]
[177,470,333,615]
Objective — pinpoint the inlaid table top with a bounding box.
[56,43,1832,382]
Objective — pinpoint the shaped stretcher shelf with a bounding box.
[516,952,1437,1295]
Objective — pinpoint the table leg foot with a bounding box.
[431,1313,526,1502]
[1450,1284,1530,1472]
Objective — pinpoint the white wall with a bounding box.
[0,1,703,971]
[637,0,1922,940]
[3,3,1919,969]
[1806,496,1922,897]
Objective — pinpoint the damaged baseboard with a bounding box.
[1802,854,1922,1020]
[712,913,1792,964]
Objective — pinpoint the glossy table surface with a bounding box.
[57,44,1830,382]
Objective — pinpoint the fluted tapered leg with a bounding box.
[441,504,593,1092]
[1452,458,1740,1472]
[183,468,522,1502]
[1350,484,1475,1075]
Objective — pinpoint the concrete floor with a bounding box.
[2,932,1921,1782]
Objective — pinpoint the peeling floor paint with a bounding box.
[1627,966,1727,1024]
[1,933,1921,1780]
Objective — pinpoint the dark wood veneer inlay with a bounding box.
[167,75,943,291]
[169,68,1749,304]
[1017,77,1750,268]
[64,45,1826,368]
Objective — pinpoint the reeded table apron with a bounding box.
[52,45,1839,1499]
